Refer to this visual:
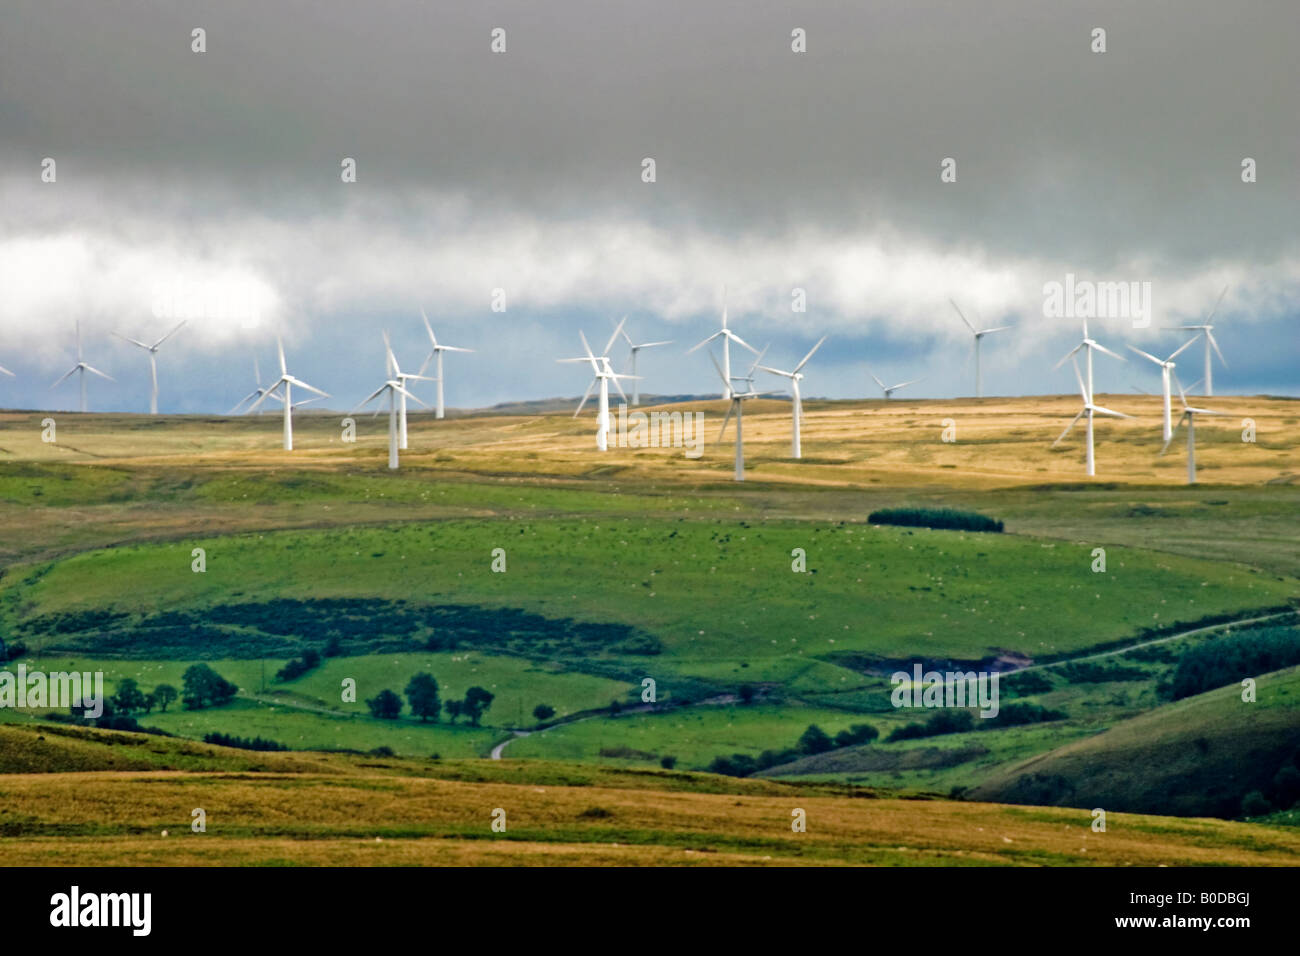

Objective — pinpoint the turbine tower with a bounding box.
[1053,355,1131,476]
[113,320,186,414]
[1128,339,1197,444]
[51,322,113,412]
[384,330,434,449]
[1161,374,1227,484]
[557,320,637,451]
[1165,285,1228,396]
[228,356,284,415]
[711,352,769,481]
[687,289,758,400]
[354,335,428,470]
[245,337,329,450]
[757,335,827,459]
[870,371,921,400]
[418,309,473,419]
[619,321,672,406]
[950,299,1010,398]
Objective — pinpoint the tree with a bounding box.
[153,684,178,712]
[1241,790,1272,818]
[462,686,494,726]
[660,755,677,770]
[608,699,622,717]
[405,673,441,722]
[182,664,238,710]
[739,684,756,705]
[532,704,555,722]
[367,689,403,720]
[142,692,156,715]
[113,678,148,715]
[798,724,833,755]
[444,699,463,724]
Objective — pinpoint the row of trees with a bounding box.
[109,678,178,715]
[366,674,496,726]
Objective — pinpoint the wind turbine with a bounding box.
[1054,317,1126,420]
[51,322,113,412]
[949,299,1010,398]
[1127,339,1198,444]
[245,337,329,450]
[384,330,434,449]
[0,361,12,378]
[353,334,428,469]
[1165,285,1228,396]
[557,320,637,451]
[687,290,758,400]
[112,320,186,414]
[757,335,827,458]
[1162,375,1227,484]
[417,309,473,419]
[228,356,284,415]
[712,352,771,481]
[1052,355,1132,477]
[870,371,921,400]
[619,321,672,406]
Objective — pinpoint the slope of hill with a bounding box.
[2,722,1298,866]
[967,666,1300,817]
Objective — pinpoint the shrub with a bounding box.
[986,702,1067,727]
[1059,661,1149,684]
[533,704,556,721]
[181,664,238,710]
[798,724,834,754]
[366,689,403,719]
[887,709,975,742]
[659,755,677,769]
[867,507,1003,533]
[275,649,322,682]
[1004,670,1052,696]
[1240,790,1272,818]
[203,731,288,752]
[1168,626,1300,700]
[834,723,880,748]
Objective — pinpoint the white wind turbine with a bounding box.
[245,337,329,450]
[712,351,771,481]
[1165,285,1228,396]
[870,371,921,399]
[228,356,285,415]
[112,320,186,414]
[418,309,474,420]
[1053,355,1132,476]
[51,322,113,412]
[354,334,428,470]
[757,335,827,459]
[557,320,638,451]
[687,290,758,400]
[1127,338,1198,444]
[950,299,1010,398]
[619,321,673,406]
[384,330,435,449]
[1162,375,1227,485]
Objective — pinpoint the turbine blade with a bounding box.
[756,364,794,378]
[352,385,388,412]
[1207,330,1227,366]
[83,365,114,381]
[1092,342,1126,362]
[609,370,628,403]
[574,377,596,417]
[870,373,885,390]
[152,319,187,348]
[718,400,734,440]
[1167,337,1198,362]
[1205,285,1228,323]
[687,331,722,354]
[50,366,78,388]
[604,316,627,357]
[392,383,428,406]
[794,335,827,373]
[1091,404,1131,419]
[246,384,278,413]
[113,332,151,350]
[420,308,438,348]
[950,299,976,334]
[708,351,730,389]
[979,326,1011,335]
[277,336,287,375]
[727,331,759,354]
[1052,410,1085,446]
[288,377,329,398]
[1054,344,1082,369]
[1127,345,1163,366]
[639,340,673,349]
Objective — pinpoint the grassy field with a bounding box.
[1,397,1297,864]
[1,723,1297,866]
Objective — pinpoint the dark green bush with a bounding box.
[867,507,1003,533]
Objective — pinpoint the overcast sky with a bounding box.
[1,0,1297,413]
